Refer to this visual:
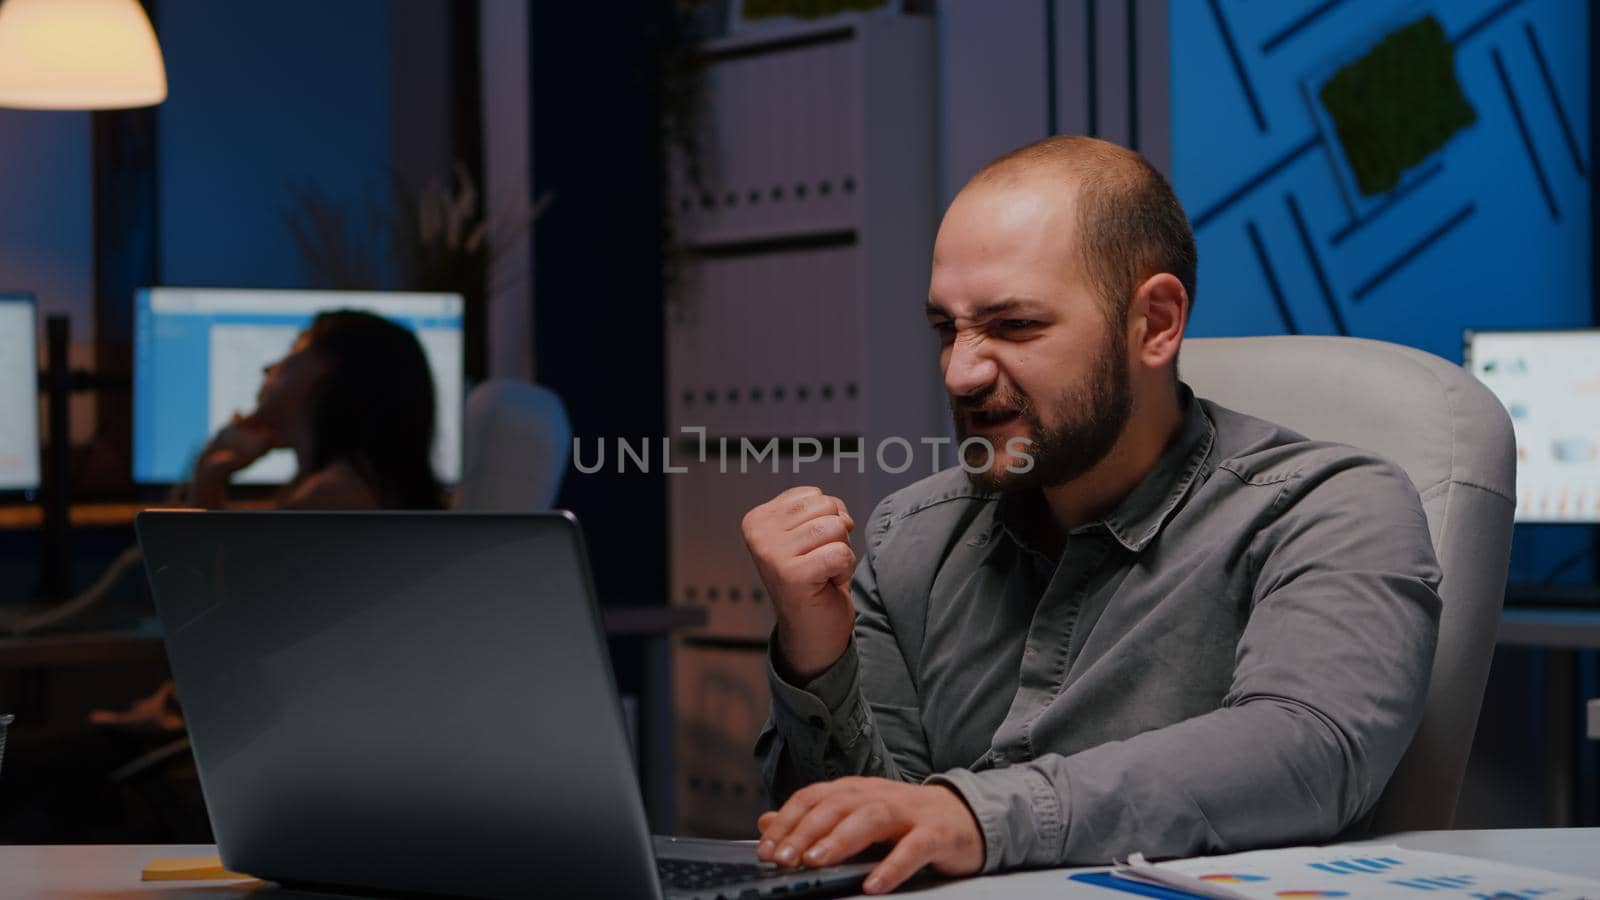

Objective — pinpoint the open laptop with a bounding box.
[136,510,876,900]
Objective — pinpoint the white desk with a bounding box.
[4,829,1596,898]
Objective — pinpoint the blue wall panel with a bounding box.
[0,111,92,330]
[157,0,396,289]
[1174,0,1593,585]
[1173,0,1590,363]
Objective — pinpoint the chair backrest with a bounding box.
[456,379,572,512]
[1180,336,1516,831]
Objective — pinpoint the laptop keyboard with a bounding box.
[656,858,779,891]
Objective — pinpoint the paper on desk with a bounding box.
[141,855,253,881]
[1107,845,1600,899]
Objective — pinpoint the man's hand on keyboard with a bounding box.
[755,776,983,894]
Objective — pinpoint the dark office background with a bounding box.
[0,0,1594,841]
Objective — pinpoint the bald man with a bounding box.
[739,137,1441,893]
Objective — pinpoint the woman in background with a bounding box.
[189,309,445,510]
[95,311,445,733]
[113,312,441,717]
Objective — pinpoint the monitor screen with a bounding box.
[134,288,464,486]
[0,293,40,493]
[1465,329,1600,523]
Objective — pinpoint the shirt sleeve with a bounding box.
[932,455,1443,870]
[755,495,933,803]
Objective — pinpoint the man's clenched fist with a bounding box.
[741,486,857,682]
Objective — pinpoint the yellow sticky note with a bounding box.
[141,855,253,881]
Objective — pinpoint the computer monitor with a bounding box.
[134,288,464,486]
[1465,328,1600,523]
[0,293,40,494]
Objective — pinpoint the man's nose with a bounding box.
[944,333,998,399]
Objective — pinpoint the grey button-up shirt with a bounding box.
[755,388,1442,870]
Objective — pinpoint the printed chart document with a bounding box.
[1071,844,1600,899]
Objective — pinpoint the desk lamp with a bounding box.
[0,0,166,109]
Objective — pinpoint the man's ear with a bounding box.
[1130,273,1187,371]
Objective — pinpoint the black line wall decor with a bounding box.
[1492,47,1560,222]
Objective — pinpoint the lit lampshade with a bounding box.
[0,0,166,110]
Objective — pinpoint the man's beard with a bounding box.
[952,329,1132,494]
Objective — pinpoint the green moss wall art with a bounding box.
[1318,14,1477,196]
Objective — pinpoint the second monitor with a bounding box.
[134,288,464,486]
[1465,328,1600,523]
[0,293,39,494]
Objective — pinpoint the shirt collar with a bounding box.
[995,383,1216,556]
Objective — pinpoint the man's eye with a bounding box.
[997,319,1037,331]
[931,321,955,335]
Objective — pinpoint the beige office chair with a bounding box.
[455,379,572,511]
[1181,336,1516,832]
